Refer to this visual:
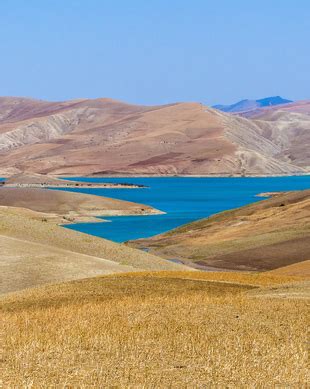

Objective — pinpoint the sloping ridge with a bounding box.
[0,234,136,294]
[128,190,310,271]
[0,190,189,294]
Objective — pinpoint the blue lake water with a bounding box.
[57,176,310,243]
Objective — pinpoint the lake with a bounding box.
[58,176,310,242]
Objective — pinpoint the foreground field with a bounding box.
[129,190,310,271]
[1,271,309,387]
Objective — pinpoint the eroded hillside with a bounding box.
[0,97,308,176]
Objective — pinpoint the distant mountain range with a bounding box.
[213,96,293,113]
[0,96,309,177]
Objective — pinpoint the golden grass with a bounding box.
[114,270,303,286]
[1,271,309,387]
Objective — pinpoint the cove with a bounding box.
[57,176,310,243]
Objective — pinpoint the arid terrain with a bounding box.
[1,1,309,386]
[0,96,309,176]
[0,188,188,294]
[1,96,309,387]
[1,183,309,387]
[129,190,310,271]
[1,271,308,387]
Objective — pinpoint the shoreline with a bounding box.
[1,173,310,179]
[1,174,308,247]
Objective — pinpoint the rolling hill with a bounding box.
[128,190,310,271]
[0,96,309,176]
[0,190,187,294]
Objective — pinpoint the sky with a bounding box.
[0,0,309,106]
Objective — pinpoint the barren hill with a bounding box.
[128,190,310,271]
[0,96,309,176]
[0,204,188,294]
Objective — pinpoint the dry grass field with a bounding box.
[1,271,309,387]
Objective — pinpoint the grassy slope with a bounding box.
[0,207,189,294]
[128,190,310,271]
[1,271,309,387]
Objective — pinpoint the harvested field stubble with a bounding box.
[1,272,309,387]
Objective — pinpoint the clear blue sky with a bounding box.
[0,0,309,105]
